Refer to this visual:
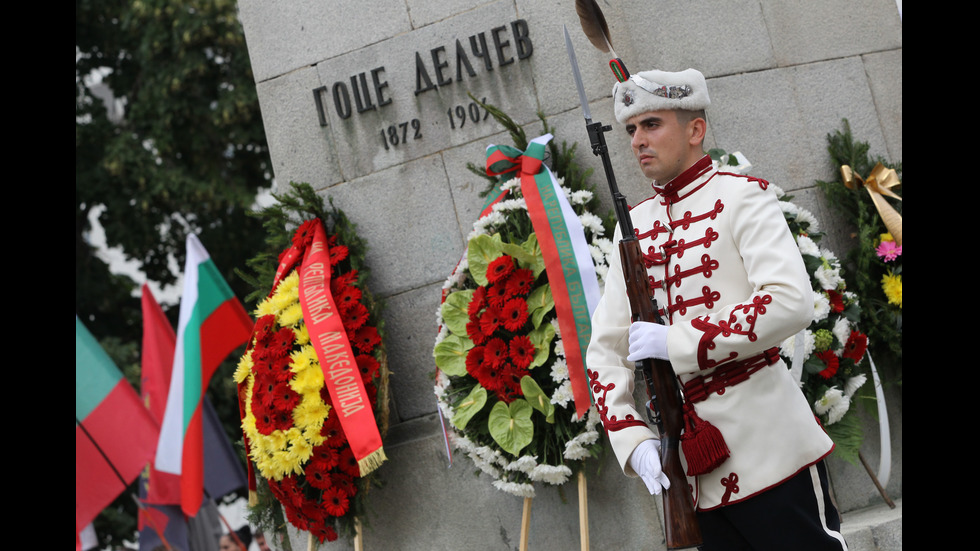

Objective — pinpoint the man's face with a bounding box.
[626,110,698,184]
[256,534,272,551]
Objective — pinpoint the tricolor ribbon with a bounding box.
[485,134,601,419]
[841,163,902,246]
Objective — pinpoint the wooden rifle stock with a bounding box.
[585,120,702,549]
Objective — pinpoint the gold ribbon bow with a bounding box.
[841,163,902,246]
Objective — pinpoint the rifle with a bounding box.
[563,25,702,550]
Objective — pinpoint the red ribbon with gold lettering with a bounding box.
[297,222,386,476]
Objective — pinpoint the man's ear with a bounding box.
[688,117,707,146]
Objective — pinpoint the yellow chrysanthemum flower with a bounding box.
[234,354,253,384]
[882,272,902,308]
[278,303,305,327]
[879,232,894,243]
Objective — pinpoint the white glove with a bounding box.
[629,439,671,495]
[627,321,669,362]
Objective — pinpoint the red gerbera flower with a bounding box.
[328,244,349,267]
[483,338,509,368]
[468,286,487,318]
[465,346,486,377]
[271,381,301,412]
[253,315,276,343]
[501,298,529,332]
[487,255,515,283]
[292,219,320,250]
[342,301,370,331]
[467,319,489,345]
[816,350,840,379]
[480,305,503,336]
[322,487,350,517]
[320,413,346,448]
[330,472,357,498]
[842,331,868,362]
[338,447,361,477]
[352,326,381,353]
[310,523,338,543]
[355,354,380,380]
[330,270,359,295]
[334,284,363,312]
[271,326,295,353]
[311,444,341,470]
[509,335,535,369]
[305,457,334,490]
[485,283,508,309]
[505,268,535,296]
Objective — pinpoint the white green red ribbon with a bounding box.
[485,134,601,418]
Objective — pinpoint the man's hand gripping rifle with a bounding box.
[563,25,701,550]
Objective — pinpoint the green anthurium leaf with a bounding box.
[468,234,506,286]
[520,376,555,423]
[441,289,474,336]
[451,384,488,430]
[499,240,536,267]
[521,233,546,278]
[527,321,556,369]
[488,399,534,456]
[434,334,473,377]
[526,283,554,329]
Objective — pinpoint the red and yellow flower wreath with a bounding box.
[236,218,386,543]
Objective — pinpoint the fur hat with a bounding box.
[612,68,710,123]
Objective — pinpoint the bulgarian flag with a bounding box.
[154,234,252,516]
[76,316,159,546]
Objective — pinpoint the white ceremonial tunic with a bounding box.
[587,155,834,510]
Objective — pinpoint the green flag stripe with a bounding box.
[179,258,236,431]
[75,316,124,421]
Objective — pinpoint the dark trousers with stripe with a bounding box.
[697,461,847,551]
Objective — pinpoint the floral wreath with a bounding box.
[434,175,612,498]
[236,211,387,544]
[769,182,870,459]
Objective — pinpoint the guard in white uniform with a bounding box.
[586,68,846,550]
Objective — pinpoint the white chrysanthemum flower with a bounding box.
[564,440,590,460]
[813,291,830,322]
[815,264,842,291]
[492,479,536,498]
[779,201,799,217]
[826,397,851,425]
[529,464,572,484]
[814,387,843,415]
[796,234,820,257]
[493,198,527,212]
[578,212,605,236]
[819,247,838,263]
[554,338,565,357]
[504,455,538,473]
[501,177,520,192]
[832,317,850,353]
[796,209,819,233]
[780,329,815,361]
[551,380,573,408]
[844,374,867,397]
[770,183,785,196]
[550,357,569,382]
[570,189,593,205]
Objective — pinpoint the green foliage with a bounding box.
[76,1,269,546]
[817,120,903,378]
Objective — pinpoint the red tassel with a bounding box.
[681,403,730,476]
